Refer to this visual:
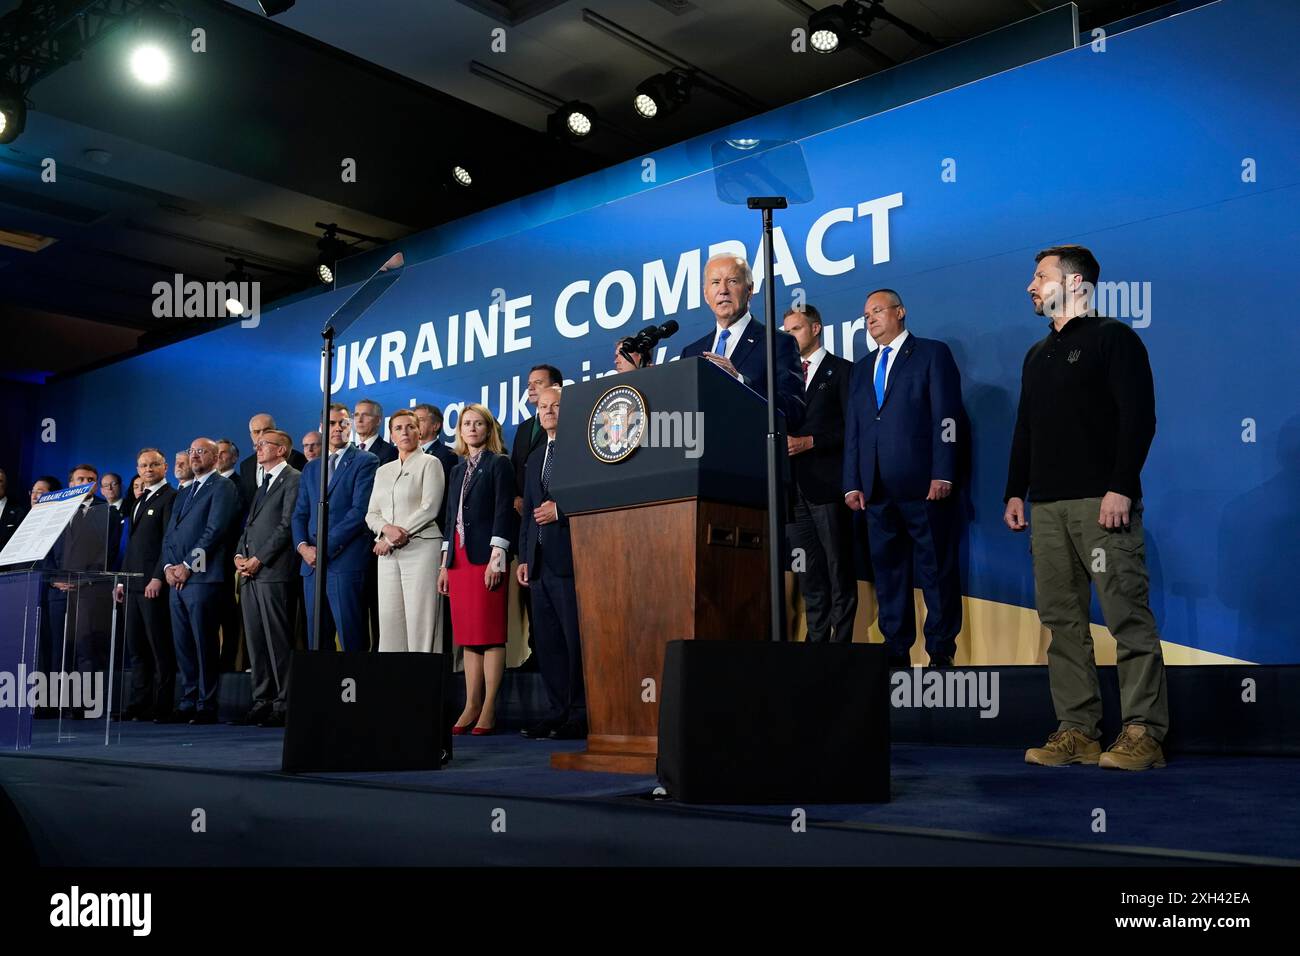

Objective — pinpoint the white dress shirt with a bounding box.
[802,345,828,389]
[132,479,168,523]
[356,435,379,454]
[872,328,910,395]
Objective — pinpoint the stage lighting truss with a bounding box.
[633,69,693,120]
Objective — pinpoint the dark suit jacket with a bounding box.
[843,334,962,502]
[55,498,123,573]
[423,441,457,488]
[122,484,177,590]
[162,474,239,584]
[518,441,572,577]
[510,417,545,497]
[0,498,26,552]
[291,446,379,577]
[790,352,853,505]
[680,315,806,430]
[442,450,516,567]
[360,436,398,466]
[239,450,307,514]
[237,465,301,583]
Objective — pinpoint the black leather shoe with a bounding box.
[927,654,954,668]
[188,711,218,725]
[550,720,588,741]
[521,720,559,739]
[230,708,271,726]
[257,712,286,728]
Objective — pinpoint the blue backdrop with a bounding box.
[29,0,1300,663]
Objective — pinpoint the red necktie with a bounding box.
[801,359,810,384]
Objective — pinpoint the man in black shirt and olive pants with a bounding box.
[1005,245,1168,771]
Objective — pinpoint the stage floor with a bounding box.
[1,721,1297,866]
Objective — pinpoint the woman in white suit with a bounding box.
[366,409,445,652]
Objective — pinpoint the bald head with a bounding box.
[248,413,276,446]
[189,437,218,477]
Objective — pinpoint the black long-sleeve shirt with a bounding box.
[1004,314,1156,503]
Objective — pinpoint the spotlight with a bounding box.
[808,1,940,55]
[808,3,854,54]
[548,101,597,141]
[316,226,347,286]
[129,2,187,87]
[633,70,692,120]
[0,81,27,145]
[224,260,249,315]
[129,44,172,86]
[452,165,472,187]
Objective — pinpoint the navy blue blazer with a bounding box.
[291,445,380,577]
[843,334,963,502]
[162,474,240,584]
[680,315,806,430]
[517,440,572,577]
[442,450,516,567]
[423,440,457,488]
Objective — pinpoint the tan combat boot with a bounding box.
[1025,728,1102,766]
[1099,724,1167,770]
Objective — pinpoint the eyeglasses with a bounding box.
[187,447,214,456]
[254,440,287,451]
[863,304,902,318]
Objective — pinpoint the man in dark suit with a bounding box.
[115,449,177,721]
[680,254,805,431]
[352,398,397,464]
[215,438,246,672]
[233,430,301,727]
[516,385,586,740]
[161,438,240,723]
[237,413,309,507]
[0,468,26,552]
[414,403,456,480]
[510,365,562,670]
[782,305,859,643]
[844,289,963,668]
[49,464,122,715]
[293,403,379,653]
[352,398,395,650]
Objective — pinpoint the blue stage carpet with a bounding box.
[8,721,1299,864]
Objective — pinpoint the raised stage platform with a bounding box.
[3,716,1297,867]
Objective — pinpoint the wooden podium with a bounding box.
[548,358,774,773]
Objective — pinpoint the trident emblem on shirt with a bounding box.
[1067,349,1081,364]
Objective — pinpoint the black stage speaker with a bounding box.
[281,651,448,772]
[657,640,890,804]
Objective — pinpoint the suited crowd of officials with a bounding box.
[1,243,1169,770]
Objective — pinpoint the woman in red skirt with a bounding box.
[437,403,517,734]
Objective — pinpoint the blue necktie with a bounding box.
[874,345,892,407]
[715,327,731,357]
[178,482,198,519]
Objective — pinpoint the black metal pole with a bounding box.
[313,328,333,652]
[752,199,788,642]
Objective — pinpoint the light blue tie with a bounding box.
[715,327,731,357]
[873,345,892,407]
